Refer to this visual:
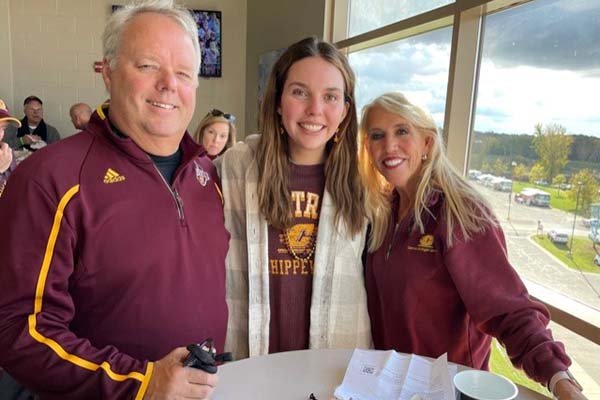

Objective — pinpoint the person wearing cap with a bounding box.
[16,95,61,150]
[0,99,21,197]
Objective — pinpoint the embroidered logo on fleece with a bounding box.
[103,168,126,184]
[408,234,436,253]
[194,161,210,187]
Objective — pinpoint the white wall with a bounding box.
[244,0,326,135]
[1,0,246,140]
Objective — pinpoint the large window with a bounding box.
[348,27,452,124]
[334,0,600,395]
[348,0,454,37]
[470,0,600,311]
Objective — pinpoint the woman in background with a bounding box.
[194,109,236,159]
[217,37,371,359]
[359,92,585,400]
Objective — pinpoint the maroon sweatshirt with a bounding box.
[0,106,229,399]
[366,191,570,385]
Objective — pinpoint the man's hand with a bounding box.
[0,142,13,173]
[144,347,218,400]
[554,379,587,400]
[22,134,42,145]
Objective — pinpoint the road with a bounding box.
[476,183,600,310]
[475,183,600,391]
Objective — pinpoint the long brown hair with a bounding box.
[256,37,365,235]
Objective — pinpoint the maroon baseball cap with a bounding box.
[0,99,22,128]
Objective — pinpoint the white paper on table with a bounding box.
[334,349,457,400]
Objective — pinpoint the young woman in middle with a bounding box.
[216,37,371,359]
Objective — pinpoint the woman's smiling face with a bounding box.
[278,56,348,165]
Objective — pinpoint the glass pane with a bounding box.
[491,322,600,396]
[470,1,600,389]
[348,0,454,37]
[349,27,452,128]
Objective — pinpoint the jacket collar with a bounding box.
[89,102,206,165]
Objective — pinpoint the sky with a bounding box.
[348,0,600,137]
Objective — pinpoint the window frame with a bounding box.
[328,0,600,345]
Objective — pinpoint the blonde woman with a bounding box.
[217,37,371,359]
[359,92,585,400]
[194,109,236,159]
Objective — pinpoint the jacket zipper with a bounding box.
[151,164,185,223]
[385,222,400,261]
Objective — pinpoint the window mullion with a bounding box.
[443,4,484,175]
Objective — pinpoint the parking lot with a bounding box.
[475,182,600,308]
[474,182,600,391]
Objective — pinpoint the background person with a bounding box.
[0,99,20,197]
[359,92,585,400]
[0,1,229,399]
[69,102,93,130]
[217,37,371,360]
[16,95,61,149]
[194,109,236,159]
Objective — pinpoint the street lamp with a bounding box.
[507,161,517,221]
[568,181,583,258]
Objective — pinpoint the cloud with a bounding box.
[475,62,600,135]
[350,30,452,125]
[348,0,600,137]
[481,0,600,72]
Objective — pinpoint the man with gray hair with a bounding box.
[0,1,229,399]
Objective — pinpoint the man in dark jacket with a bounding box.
[16,95,61,150]
[0,1,229,399]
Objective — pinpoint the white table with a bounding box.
[213,349,547,399]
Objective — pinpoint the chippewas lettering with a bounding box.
[270,259,315,275]
[269,190,321,275]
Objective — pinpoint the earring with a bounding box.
[333,129,340,143]
[421,154,428,161]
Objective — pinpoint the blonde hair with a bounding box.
[256,37,365,235]
[359,92,497,251]
[194,113,237,155]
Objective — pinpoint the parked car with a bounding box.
[581,218,599,228]
[547,230,569,244]
[468,169,482,180]
[517,188,551,207]
[595,254,600,266]
[492,178,512,192]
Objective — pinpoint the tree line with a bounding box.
[469,124,600,216]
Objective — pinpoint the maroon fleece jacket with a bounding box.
[366,191,570,386]
[0,105,229,399]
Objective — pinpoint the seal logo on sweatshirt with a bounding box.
[194,161,210,186]
[408,234,436,253]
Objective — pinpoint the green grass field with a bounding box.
[532,235,600,274]
[490,340,551,397]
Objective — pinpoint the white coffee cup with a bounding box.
[453,370,518,400]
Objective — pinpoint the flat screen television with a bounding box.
[111,6,222,78]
